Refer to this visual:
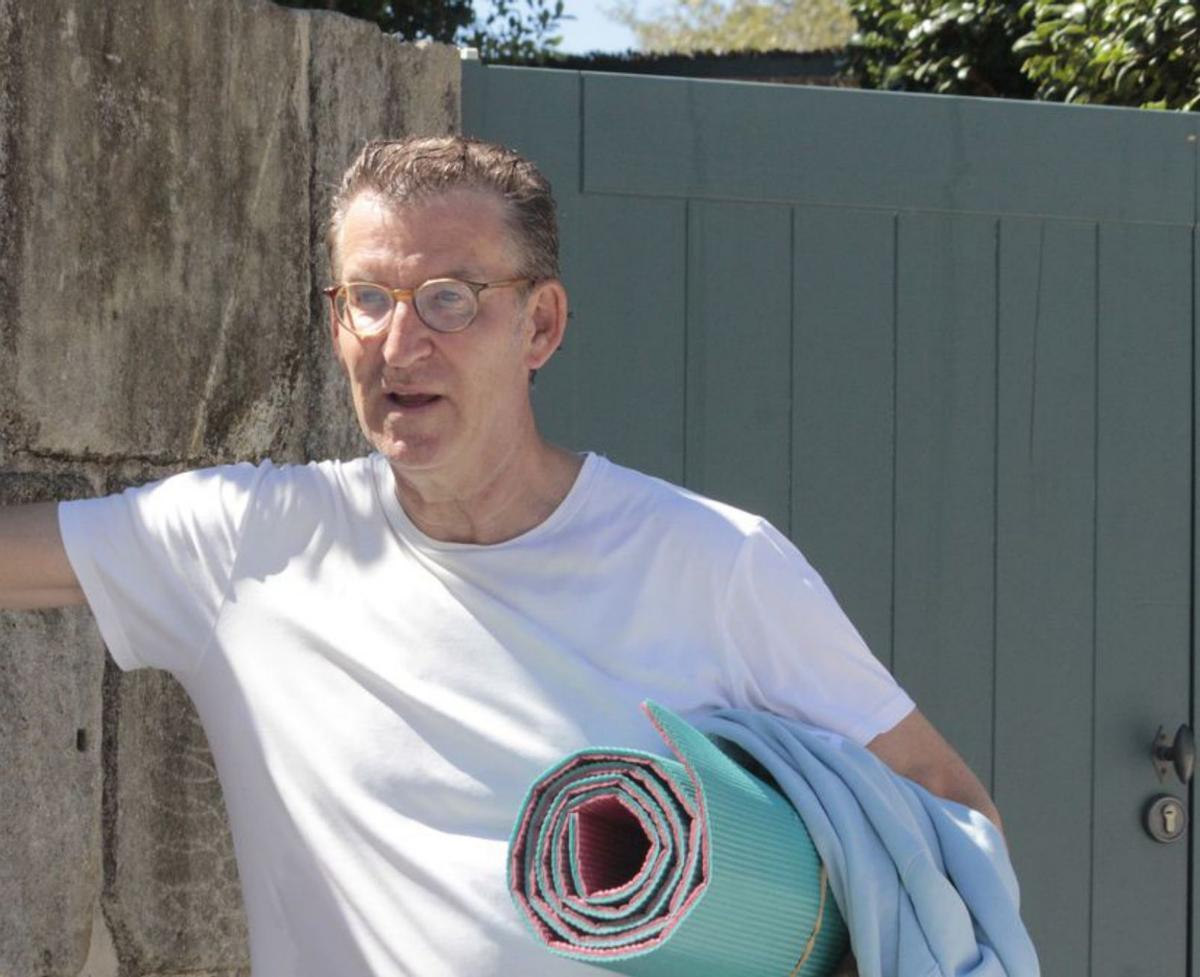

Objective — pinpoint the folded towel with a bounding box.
[692,708,1041,977]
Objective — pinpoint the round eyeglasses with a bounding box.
[322,277,532,336]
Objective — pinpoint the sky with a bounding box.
[475,1,642,55]
[554,1,640,54]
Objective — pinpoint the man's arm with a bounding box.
[829,709,1004,977]
[0,503,86,610]
[866,706,1004,838]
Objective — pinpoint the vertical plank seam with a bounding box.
[1192,122,1198,229]
[890,211,900,676]
[990,217,1001,797]
[787,205,796,539]
[577,71,585,197]
[1089,219,1100,977]
[1028,224,1046,464]
[681,198,691,488]
[1188,218,1197,977]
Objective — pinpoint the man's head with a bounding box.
[324,137,568,488]
[326,136,559,284]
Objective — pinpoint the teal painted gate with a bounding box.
[463,64,1200,975]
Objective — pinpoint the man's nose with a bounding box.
[380,299,433,366]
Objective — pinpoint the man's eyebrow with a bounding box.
[340,266,487,284]
[438,267,487,281]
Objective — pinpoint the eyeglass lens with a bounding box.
[337,281,477,334]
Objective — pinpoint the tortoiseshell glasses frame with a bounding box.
[322,277,532,336]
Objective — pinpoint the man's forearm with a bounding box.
[867,708,1005,841]
[0,587,88,611]
[0,503,85,610]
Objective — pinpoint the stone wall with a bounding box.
[0,1,460,973]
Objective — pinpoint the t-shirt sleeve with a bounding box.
[719,518,915,745]
[58,461,269,675]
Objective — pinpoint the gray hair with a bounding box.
[326,136,560,282]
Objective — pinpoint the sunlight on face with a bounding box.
[331,190,539,485]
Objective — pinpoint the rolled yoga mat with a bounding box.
[508,701,849,977]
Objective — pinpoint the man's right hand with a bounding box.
[0,503,85,610]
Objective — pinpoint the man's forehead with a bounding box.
[337,188,519,276]
[348,187,509,231]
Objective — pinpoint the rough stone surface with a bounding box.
[0,0,29,472]
[0,473,103,977]
[9,0,312,465]
[0,603,106,977]
[107,669,249,976]
[0,1,461,974]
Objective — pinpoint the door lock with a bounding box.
[1144,794,1188,844]
[1152,724,1194,784]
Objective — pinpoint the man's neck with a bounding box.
[390,439,584,545]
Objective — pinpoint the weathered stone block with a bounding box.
[0,607,105,977]
[107,669,248,976]
[7,0,312,465]
[0,472,102,977]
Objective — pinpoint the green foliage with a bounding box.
[846,0,1200,108]
[845,0,1035,96]
[1015,0,1200,108]
[272,0,475,41]
[605,0,856,54]
[461,0,568,61]
[272,0,567,61]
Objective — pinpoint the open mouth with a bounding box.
[386,392,442,410]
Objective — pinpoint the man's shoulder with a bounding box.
[167,453,369,489]
[147,454,377,522]
[587,454,768,545]
[242,454,376,508]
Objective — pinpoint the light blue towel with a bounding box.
[691,709,1040,977]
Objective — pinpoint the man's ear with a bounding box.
[326,250,346,365]
[326,295,347,367]
[525,279,569,371]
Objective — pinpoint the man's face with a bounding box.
[331,189,554,484]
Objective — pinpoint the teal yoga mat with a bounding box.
[508,701,849,977]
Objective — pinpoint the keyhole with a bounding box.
[1165,806,1179,834]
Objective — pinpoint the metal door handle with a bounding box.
[1153,724,1194,785]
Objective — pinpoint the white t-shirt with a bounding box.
[59,452,914,977]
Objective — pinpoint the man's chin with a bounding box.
[371,433,444,472]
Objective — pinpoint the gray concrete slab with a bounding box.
[106,669,249,975]
[9,0,312,465]
[0,472,103,976]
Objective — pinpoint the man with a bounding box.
[0,136,1001,976]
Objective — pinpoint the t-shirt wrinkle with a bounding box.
[715,518,766,697]
[186,462,267,682]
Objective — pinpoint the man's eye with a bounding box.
[353,289,390,314]
[431,288,468,306]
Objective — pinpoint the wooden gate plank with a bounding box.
[893,212,997,782]
[461,63,581,197]
[792,206,896,668]
[581,72,1197,223]
[540,195,688,481]
[995,217,1097,977]
[1093,222,1192,977]
[1193,222,1200,977]
[684,200,792,531]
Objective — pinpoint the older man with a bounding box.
[0,136,999,976]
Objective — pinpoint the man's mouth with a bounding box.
[385,392,442,409]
